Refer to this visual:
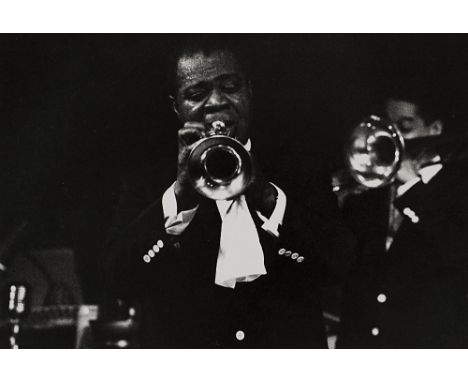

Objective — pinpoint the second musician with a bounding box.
[338,83,468,348]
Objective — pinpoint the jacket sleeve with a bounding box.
[101,171,174,299]
[394,162,468,265]
[269,156,357,285]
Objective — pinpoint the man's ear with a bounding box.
[429,120,443,136]
[169,95,181,118]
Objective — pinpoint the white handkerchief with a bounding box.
[215,195,267,288]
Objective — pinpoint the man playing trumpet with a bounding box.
[338,82,468,348]
[103,36,354,348]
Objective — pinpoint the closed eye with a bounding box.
[185,88,208,102]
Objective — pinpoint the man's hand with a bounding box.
[174,122,206,211]
[245,155,278,218]
[396,157,420,184]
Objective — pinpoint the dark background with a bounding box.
[1,34,467,302]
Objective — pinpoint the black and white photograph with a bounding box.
[1,3,468,378]
[2,33,468,349]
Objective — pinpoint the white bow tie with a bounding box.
[214,195,267,289]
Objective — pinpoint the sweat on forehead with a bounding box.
[176,50,242,85]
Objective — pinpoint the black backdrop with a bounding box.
[1,34,467,302]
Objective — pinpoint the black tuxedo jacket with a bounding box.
[338,160,468,348]
[103,149,355,348]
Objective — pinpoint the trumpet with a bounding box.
[187,121,253,200]
[334,114,468,194]
[343,115,405,189]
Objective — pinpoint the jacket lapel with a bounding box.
[191,198,222,281]
[246,199,278,275]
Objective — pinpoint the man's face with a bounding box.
[174,50,252,144]
[385,99,440,140]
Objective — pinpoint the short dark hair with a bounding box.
[382,77,446,124]
[165,34,252,96]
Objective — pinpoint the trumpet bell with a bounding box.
[345,115,405,188]
[188,135,253,200]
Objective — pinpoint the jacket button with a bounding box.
[152,245,160,253]
[278,248,286,255]
[157,239,164,248]
[402,207,420,223]
[410,215,419,223]
[235,330,245,341]
[371,327,379,336]
[284,250,292,257]
[297,256,304,263]
[148,249,155,258]
[291,252,299,260]
[377,293,387,303]
[143,254,151,263]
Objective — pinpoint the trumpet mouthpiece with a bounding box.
[207,120,227,136]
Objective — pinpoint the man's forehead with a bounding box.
[176,50,242,86]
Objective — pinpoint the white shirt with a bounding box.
[386,161,443,251]
[397,161,443,197]
[162,139,287,288]
[162,182,287,237]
